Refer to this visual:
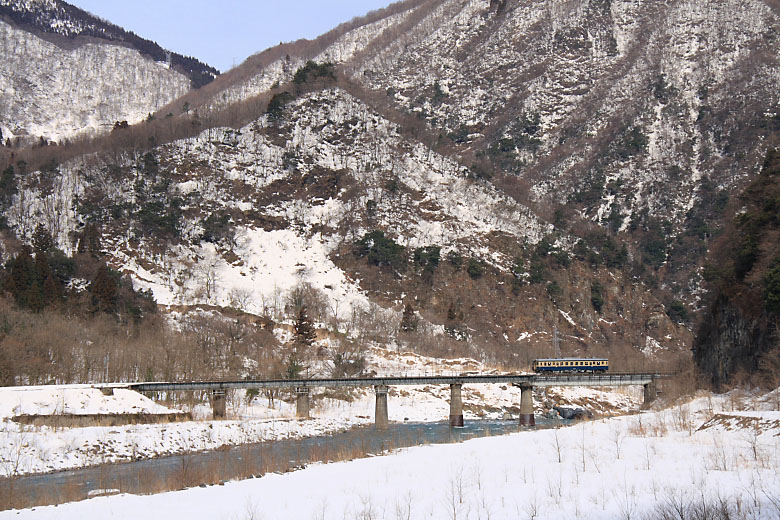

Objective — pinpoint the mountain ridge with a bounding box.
[1,0,778,386]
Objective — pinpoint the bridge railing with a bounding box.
[126,372,662,393]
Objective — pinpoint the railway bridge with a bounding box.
[123,372,662,429]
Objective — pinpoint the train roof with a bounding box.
[533,358,608,362]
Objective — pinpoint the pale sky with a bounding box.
[68,1,395,73]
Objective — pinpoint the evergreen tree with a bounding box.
[0,165,16,206]
[27,279,44,312]
[294,305,316,348]
[32,224,54,255]
[90,264,118,313]
[42,272,62,307]
[285,352,304,380]
[76,223,102,256]
[400,302,418,332]
[5,248,35,308]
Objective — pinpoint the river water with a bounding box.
[4,417,567,510]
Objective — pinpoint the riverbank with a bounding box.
[3,389,778,519]
[0,349,640,478]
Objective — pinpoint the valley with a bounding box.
[0,0,778,517]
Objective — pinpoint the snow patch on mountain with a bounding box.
[0,18,190,142]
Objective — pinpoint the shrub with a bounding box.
[467,258,485,279]
[447,251,463,269]
[293,61,336,85]
[529,259,547,284]
[535,236,555,257]
[666,300,688,323]
[267,92,295,122]
[764,261,780,313]
[354,231,406,270]
[547,281,562,301]
[201,212,234,244]
[413,246,441,276]
[614,125,648,159]
[591,282,604,313]
[400,303,418,332]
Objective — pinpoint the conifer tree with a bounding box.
[32,224,54,256]
[294,305,316,348]
[6,248,35,307]
[90,264,118,313]
[400,302,418,332]
[42,272,62,307]
[77,223,102,256]
[286,305,316,379]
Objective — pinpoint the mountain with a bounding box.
[0,0,217,143]
[694,147,780,389]
[1,0,779,383]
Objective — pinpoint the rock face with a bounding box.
[181,0,780,303]
[695,297,775,389]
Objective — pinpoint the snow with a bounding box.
[0,385,176,419]
[558,309,576,327]
[0,19,189,142]
[0,348,639,477]
[4,391,779,519]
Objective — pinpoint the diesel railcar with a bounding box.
[532,358,609,373]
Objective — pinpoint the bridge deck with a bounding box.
[127,373,658,392]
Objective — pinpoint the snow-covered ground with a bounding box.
[3,390,779,519]
[0,348,640,477]
[0,385,176,418]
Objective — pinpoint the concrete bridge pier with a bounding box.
[449,384,464,427]
[643,380,657,408]
[211,390,226,419]
[375,385,389,430]
[519,385,535,427]
[295,387,311,419]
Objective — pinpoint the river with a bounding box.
[3,417,567,510]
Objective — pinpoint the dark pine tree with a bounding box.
[5,247,35,308]
[42,272,62,307]
[294,305,317,349]
[76,223,102,256]
[287,305,316,379]
[32,224,54,255]
[90,264,118,313]
[400,302,418,332]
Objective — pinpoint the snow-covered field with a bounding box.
[3,390,779,519]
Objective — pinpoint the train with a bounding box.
[532,358,609,373]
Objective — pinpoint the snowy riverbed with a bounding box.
[2,390,779,519]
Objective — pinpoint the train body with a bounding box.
[532,358,609,373]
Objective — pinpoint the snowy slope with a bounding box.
[0,18,190,142]
[0,385,177,419]
[7,88,547,316]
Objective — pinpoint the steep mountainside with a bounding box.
[3,0,778,378]
[4,86,690,370]
[0,0,217,143]
[694,147,780,389]
[182,0,779,303]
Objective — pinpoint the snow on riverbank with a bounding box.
[4,392,779,519]
[0,349,641,477]
[0,386,177,419]
[0,381,636,477]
